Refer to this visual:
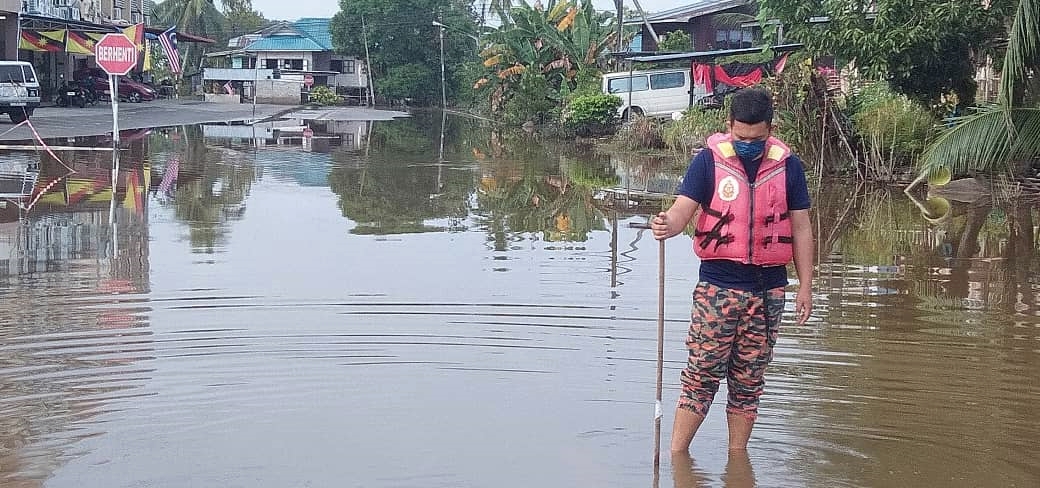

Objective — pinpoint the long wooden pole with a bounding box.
[654,238,665,467]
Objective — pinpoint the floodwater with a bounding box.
[1,111,1038,488]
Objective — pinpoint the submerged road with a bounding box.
[0,99,294,142]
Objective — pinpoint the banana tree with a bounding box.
[915,0,1040,184]
[474,0,619,117]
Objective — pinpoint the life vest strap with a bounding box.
[696,209,735,251]
[762,236,793,245]
[764,212,790,225]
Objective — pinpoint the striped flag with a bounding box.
[158,26,182,74]
[157,157,179,198]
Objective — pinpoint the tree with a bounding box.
[475,0,618,119]
[330,0,479,105]
[222,0,267,37]
[151,0,229,72]
[758,0,1012,104]
[918,0,1040,179]
[656,30,691,52]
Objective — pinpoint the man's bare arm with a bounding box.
[789,209,814,324]
[651,195,701,240]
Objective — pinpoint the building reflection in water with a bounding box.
[201,117,370,153]
[0,133,155,487]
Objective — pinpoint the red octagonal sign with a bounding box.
[95,33,138,76]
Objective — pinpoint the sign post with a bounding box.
[95,33,137,238]
[303,74,314,89]
[95,33,138,148]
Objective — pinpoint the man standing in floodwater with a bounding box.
[650,87,814,452]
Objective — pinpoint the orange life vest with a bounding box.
[693,132,794,266]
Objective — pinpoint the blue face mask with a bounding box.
[733,139,766,164]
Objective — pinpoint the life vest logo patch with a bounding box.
[718,175,739,202]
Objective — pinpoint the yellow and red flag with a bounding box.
[122,23,145,53]
[66,30,105,55]
[19,30,66,52]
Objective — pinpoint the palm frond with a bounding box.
[999,0,1040,106]
[920,106,1040,177]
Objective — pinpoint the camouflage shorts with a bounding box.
[677,282,785,420]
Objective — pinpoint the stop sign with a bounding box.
[95,33,138,76]
[303,126,314,138]
[303,74,314,88]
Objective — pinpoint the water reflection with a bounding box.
[0,135,154,488]
[670,451,756,488]
[0,112,1036,488]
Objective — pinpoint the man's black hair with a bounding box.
[729,87,774,125]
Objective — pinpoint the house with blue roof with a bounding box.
[202,18,369,104]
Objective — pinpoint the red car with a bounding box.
[73,68,157,103]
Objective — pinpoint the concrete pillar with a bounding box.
[0,15,17,61]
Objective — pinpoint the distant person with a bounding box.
[650,87,815,452]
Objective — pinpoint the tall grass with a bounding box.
[848,83,939,181]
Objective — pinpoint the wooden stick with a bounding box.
[654,238,665,467]
[626,221,666,467]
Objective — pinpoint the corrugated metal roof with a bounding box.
[293,18,334,51]
[245,35,325,52]
[625,0,752,25]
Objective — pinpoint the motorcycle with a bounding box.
[77,79,99,106]
[54,76,88,108]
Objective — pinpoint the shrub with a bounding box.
[849,82,938,179]
[663,107,725,157]
[501,71,558,126]
[564,93,622,136]
[308,85,340,106]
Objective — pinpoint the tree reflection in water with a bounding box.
[327,113,619,241]
[814,180,1038,322]
[159,125,258,253]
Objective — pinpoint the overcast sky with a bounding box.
[249,0,678,22]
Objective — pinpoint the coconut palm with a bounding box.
[150,0,229,73]
[916,0,1040,182]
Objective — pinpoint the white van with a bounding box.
[0,61,42,123]
[602,68,708,119]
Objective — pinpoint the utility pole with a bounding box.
[361,15,376,106]
[631,0,660,46]
[433,20,447,109]
[615,0,623,54]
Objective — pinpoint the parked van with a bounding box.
[0,61,41,123]
[603,68,709,119]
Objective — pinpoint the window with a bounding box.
[331,60,355,74]
[0,66,24,83]
[650,72,685,89]
[265,59,279,70]
[607,76,649,93]
[715,28,754,49]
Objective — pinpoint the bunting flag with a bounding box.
[143,40,153,71]
[122,23,145,52]
[157,26,182,74]
[66,30,105,56]
[19,30,66,53]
